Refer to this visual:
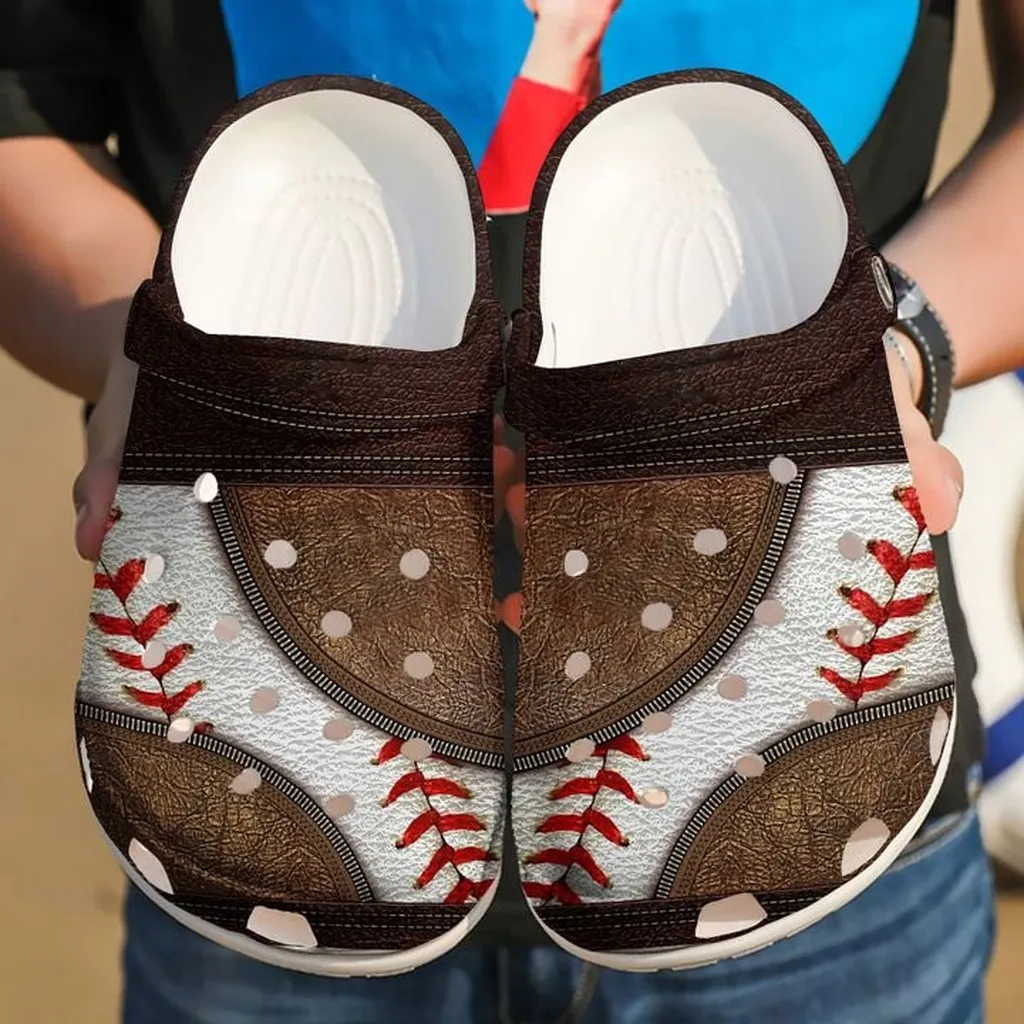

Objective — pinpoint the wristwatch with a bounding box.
[885,262,956,439]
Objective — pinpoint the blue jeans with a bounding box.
[122,810,994,1024]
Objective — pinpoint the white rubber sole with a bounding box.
[108,834,499,977]
[109,85,487,975]
[527,76,956,971]
[527,700,958,972]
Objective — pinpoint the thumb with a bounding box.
[885,341,963,535]
[904,419,963,537]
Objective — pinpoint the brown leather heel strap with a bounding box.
[120,284,504,487]
[506,67,901,474]
[124,281,506,425]
[505,247,898,460]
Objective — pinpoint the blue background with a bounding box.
[218,0,921,164]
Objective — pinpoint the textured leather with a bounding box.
[516,472,789,760]
[221,484,502,757]
[173,895,475,952]
[506,75,898,459]
[121,286,504,489]
[512,465,956,910]
[77,712,365,904]
[505,269,900,479]
[666,692,953,898]
[78,484,505,906]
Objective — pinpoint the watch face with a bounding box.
[896,282,925,321]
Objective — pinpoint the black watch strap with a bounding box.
[887,262,955,439]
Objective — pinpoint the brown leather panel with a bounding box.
[78,713,364,904]
[666,696,952,899]
[118,291,503,490]
[120,365,495,488]
[175,895,473,952]
[538,889,824,952]
[515,472,787,758]
[504,277,901,477]
[222,484,503,757]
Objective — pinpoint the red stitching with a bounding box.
[90,506,209,728]
[374,738,495,905]
[524,735,649,905]
[818,485,936,704]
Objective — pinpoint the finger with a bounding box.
[74,459,121,561]
[73,356,137,561]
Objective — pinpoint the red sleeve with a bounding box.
[478,77,587,215]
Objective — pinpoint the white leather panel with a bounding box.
[78,483,503,902]
[515,463,955,901]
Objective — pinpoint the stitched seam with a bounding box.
[539,418,890,455]
[514,475,804,773]
[518,397,802,445]
[817,484,936,706]
[374,737,496,905]
[125,453,485,462]
[121,464,492,478]
[177,902,464,917]
[90,506,207,728]
[206,497,502,770]
[144,370,478,422]
[126,452,473,463]
[523,736,648,906]
[527,444,905,475]
[653,681,955,897]
[163,385,483,434]
[544,895,817,923]
[532,430,899,461]
[77,699,375,900]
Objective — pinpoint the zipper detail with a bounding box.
[654,680,956,898]
[75,699,375,903]
[209,496,503,770]
[515,473,805,772]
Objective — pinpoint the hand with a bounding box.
[527,0,622,54]
[521,0,623,92]
[885,329,963,534]
[73,350,137,560]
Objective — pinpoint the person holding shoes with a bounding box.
[3,1,1024,1021]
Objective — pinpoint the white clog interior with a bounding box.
[171,90,477,350]
[536,81,849,367]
